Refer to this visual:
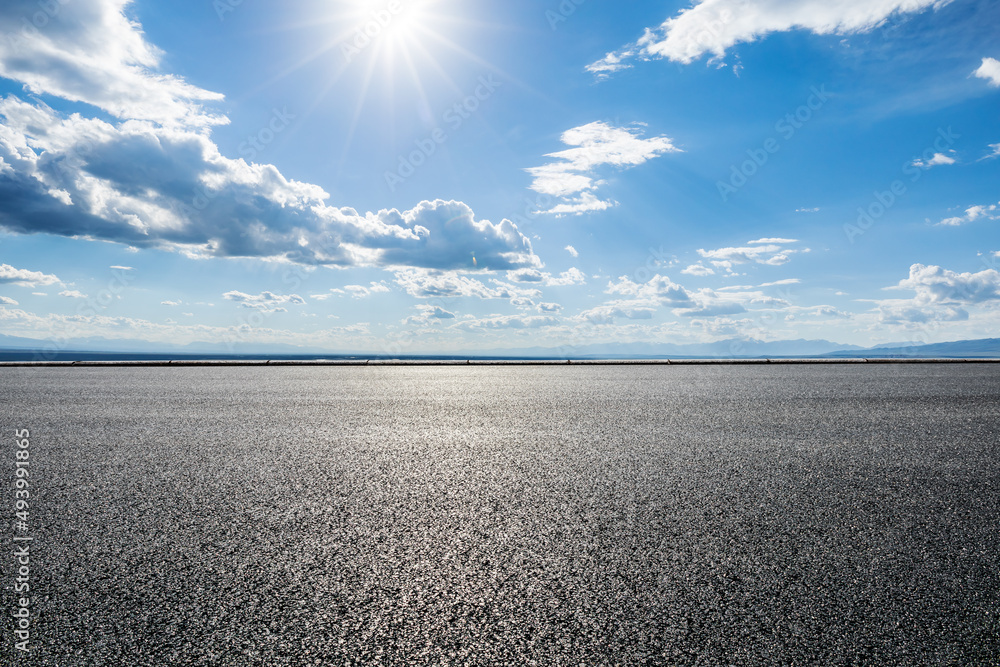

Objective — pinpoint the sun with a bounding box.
[339,0,429,64]
[260,0,503,174]
[336,0,447,71]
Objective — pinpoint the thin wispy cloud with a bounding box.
[938,202,999,226]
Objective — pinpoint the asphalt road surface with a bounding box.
[2,364,998,665]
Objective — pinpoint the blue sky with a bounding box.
[0,0,998,354]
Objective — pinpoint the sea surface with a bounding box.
[2,364,999,665]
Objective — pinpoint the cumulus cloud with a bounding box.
[578,301,656,324]
[507,269,546,283]
[587,0,949,74]
[891,263,1000,305]
[0,98,540,270]
[938,202,998,226]
[0,264,61,287]
[0,0,225,127]
[974,57,1000,87]
[909,151,957,169]
[606,274,693,305]
[526,122,680,215]
[682,263,715,276]
[0,296,19,305]
[393,269,541,304]
[403,304,457,326]
[161,300,182,306]
[223,291,306,312]
[546,268,587,286]
[59,290,87,298]
[872,263,1000,326]
[506,267,586,287]
[0,1,539,275]
[601,273,792,320]
[564,245,579,258]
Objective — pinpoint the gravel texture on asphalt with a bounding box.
[1,364,999,666]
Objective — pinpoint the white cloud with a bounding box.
[161,300,182,306]
[59,290,87,299]
[544,192,616,216]
[938,202,999,226]
[785,304,850,319]
[974,57,1000,87]
[601,273,794,321]
[506,267,586,287]
[0,0,226,128]
[0,302,382,349]
[403,304,456,326]
[606,274,692,305]
[682,263,715,277]
[223,291,306,312]
[0,264,61,287]
[507,269,546,283]
[891,263,1000,305]
[343,282,391,298]
[697,241,800,267]
[394,269,540,302]
[876,302,969,325]
[0,296,18,305]
[676,285,789,317]
[982,144,1000,161]
[759,278,801,287]
[575,274,692,324]
[526,121,680,215]
[909,151,957,169]
[564,245,579,258]
[587,0,949,74]
[109,265,134,271]
[453,314,560,332]
[675,301,749,318]
[870,263,1000,326]
[748,238,799,244]
[0,93,538,273]
[578,301,656,324]
[536,302,562,313]
[795,208,820,213]
[547,267,587,286]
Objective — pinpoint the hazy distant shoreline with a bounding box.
[3,357,1000,367]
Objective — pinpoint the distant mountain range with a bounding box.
[1,333,999,361]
